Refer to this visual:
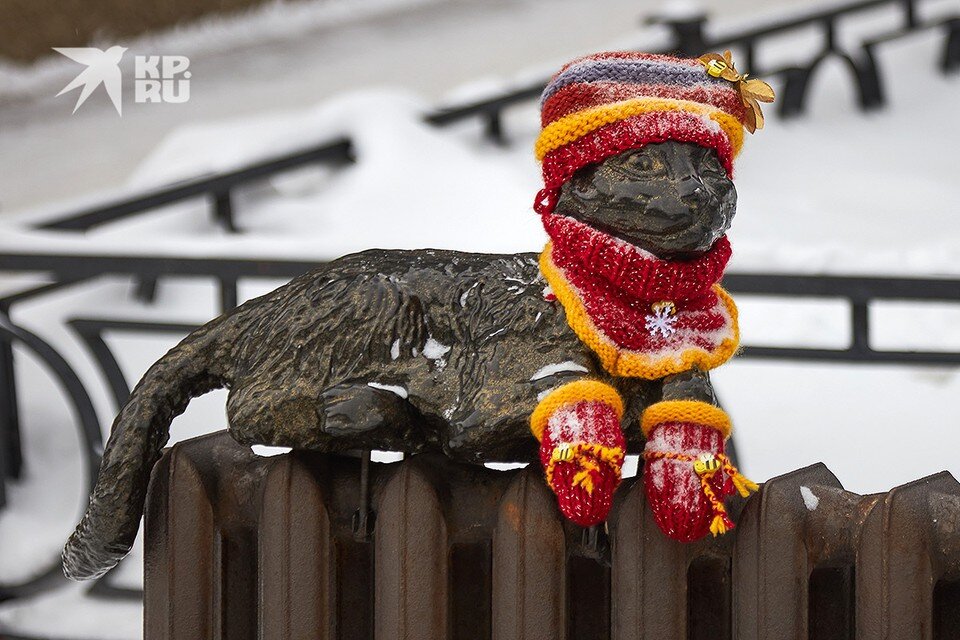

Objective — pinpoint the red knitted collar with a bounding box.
[540,213,731,301]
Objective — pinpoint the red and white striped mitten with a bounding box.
[641,400,758,542]
[531,381,626,527]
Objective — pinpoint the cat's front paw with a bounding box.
[531,380,626,527]
[642,421,726,541]
[641,401,757,542]
[541,438,624,526]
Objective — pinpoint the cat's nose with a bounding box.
[677,176,708,204]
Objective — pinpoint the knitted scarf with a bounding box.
[539,213,739,379]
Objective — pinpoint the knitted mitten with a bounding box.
[641,400,757,542]
[531,381,626,527]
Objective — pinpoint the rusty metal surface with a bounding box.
[144,431,960,639]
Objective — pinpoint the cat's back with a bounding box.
[230,247,575,376]
[272,247,554,326]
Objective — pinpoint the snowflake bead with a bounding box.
[645,301,678,338]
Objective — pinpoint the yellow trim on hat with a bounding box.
[534,97,744,161]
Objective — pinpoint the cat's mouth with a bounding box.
[581,208,727,258]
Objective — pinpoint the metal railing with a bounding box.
[727,273,960,365]
[34,140,354,233]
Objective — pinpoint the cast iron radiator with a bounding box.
[143,431,960,639]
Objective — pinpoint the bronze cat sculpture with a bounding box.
[62,140,735,580]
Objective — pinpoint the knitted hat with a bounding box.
[533,50,772,214]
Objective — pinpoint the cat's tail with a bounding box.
[62,311,241,581]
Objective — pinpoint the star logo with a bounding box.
[53,46,127,116]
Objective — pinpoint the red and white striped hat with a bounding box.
[533,51,772,214]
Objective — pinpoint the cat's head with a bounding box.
[535,51,772,259]
[554,140,736,259]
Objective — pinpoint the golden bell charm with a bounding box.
[698,50,776,133]
[552,445,574,463]
[651,300,676,316]
[705,58,728,78]
[693,453,721,476]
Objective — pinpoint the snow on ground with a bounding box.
[0,581,142,640]
[2,1,960,637]
[0,0,682,213]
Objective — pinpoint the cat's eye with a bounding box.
[571,173,600,199]
[699,148,725,172]
[631,154,662,173]
[701,164,725,177]
[700,162,728,180]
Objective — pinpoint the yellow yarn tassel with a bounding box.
[546,444,624,496]
[709,514,729,537]
[572,458,601,494]
[731,473,759,498]
[699,468,734,537]
[573,470,595,494]
[718,454,760,498]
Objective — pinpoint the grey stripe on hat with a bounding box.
[540,59,717,106]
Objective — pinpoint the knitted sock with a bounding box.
[640,400,756,542]
[531,381,626,527]
[643,421,727,542]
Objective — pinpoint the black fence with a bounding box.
[1,0,960,635]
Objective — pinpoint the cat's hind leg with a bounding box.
[227,381,427,453]
[320,382,426,450]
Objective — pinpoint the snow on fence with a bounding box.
[143,430,960,639]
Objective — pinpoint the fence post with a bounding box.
[484,111,507,146]
[853,46,886,109]
[212,190,238,233]
[0,303,23,495]
[652,14,710,57]
[0,336,18,508]
[942,18,960,73]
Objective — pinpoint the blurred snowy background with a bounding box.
[1,0,959,636]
